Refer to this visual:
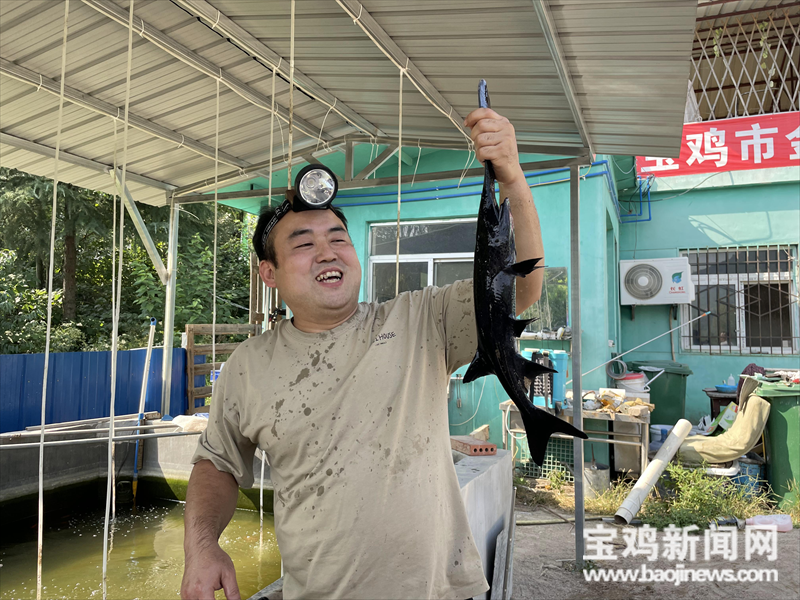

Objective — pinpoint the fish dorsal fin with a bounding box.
[511,317,535,337]
[462,350,494,383]
[503,257,543,278]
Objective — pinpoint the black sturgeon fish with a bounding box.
[463,79,587,465]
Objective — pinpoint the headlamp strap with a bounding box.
[261,199,292,252]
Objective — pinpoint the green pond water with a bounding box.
[0,499,281,600]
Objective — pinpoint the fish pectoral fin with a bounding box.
[511,317,536,337]
[503,257,544,278]
[462,351,494,384]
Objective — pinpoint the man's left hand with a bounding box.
[463,108,524,186]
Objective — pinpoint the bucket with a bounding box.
[650,424,673,442]
[618,372,649,394]
[584,462,611,499]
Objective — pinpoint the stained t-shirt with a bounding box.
[192,280,489,600]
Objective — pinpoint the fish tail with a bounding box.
[517,400,588,466]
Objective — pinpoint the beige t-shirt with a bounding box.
[193,280,489,600]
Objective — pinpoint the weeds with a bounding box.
[640,462,773,530]
[784,479,800,527]
[516,463,785,530]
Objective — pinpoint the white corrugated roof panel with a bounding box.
[1,0,700,206]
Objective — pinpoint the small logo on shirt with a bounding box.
[373,331,396,346]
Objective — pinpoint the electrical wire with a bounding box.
[394,70,403,297]
[450,378,487,428]
[102,1,135,596]
[211,76,220,384]
[611,155,636,175]
[36,4,70,598]
[641,172,723,202]
[268,65,276,207]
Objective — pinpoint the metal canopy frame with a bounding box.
[172,156,589,204]
[0,0,701,571]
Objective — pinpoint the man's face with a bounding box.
[260,209,362,327]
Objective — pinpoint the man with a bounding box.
[181,107,544,600]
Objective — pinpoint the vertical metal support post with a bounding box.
[161,201,180,416]
[344,141,354,181]
[569,164,585,568]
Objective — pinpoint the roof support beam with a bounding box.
[354,145,397,181]
[0,131,175,190]
[109,169,169,285]
[0,58,251,170]
[344,141,354,182]
[81,0,327,142]
[531,0,595,157]
[173,156,589,204]
[336,0,469,140]
[171,132,587,198]
[695,2,800,21]
[340,135,587,157]
[171,142,345,197]
[172,0,381,138]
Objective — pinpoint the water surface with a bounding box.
[0,500,280,600]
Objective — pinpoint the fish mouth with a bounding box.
[315,268,344,286]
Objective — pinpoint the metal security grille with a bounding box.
[680,245,799,354]
[690,8,800,121]
[515,436,574,482]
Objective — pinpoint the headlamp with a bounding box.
[288,164,338,211]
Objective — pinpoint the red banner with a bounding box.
[636,112,800,178]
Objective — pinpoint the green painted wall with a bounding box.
[329,150,621,464]
[618,179,800,422]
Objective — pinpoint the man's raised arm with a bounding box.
[464,108,544,315]
[181,460,242,600]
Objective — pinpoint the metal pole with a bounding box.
[569,164,585,569]
[0,430,201,450]
[161,201,180,416]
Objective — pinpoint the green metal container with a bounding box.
[756,380,800,509]
[626,360,693,426]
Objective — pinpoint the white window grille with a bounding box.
[690,9,799,121]
[368,219,475,303]
[680,246,799,355]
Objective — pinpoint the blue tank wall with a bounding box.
[0,348,188,433]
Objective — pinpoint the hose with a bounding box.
[606,359,628,380]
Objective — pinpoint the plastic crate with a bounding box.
[733,461,764,498]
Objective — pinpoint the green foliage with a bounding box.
[0,168,252,354]
[640,462,773,530]
[548,469,568,493]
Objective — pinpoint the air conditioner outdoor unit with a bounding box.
[619,258,695,305]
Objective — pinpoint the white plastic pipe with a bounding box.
[615,418,692,525]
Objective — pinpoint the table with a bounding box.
[499,400,651,475]
[702,387,738,418]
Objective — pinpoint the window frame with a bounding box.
[679,247,799,355]
[367,218,476,302]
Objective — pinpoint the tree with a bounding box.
[0,168,108,320]
[0,167,253,354]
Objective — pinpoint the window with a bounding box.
[369,220,475,303]
[680,246,798,354]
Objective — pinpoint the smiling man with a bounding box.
[181,108,544,600]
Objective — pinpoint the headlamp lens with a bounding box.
[298,168,336,206]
